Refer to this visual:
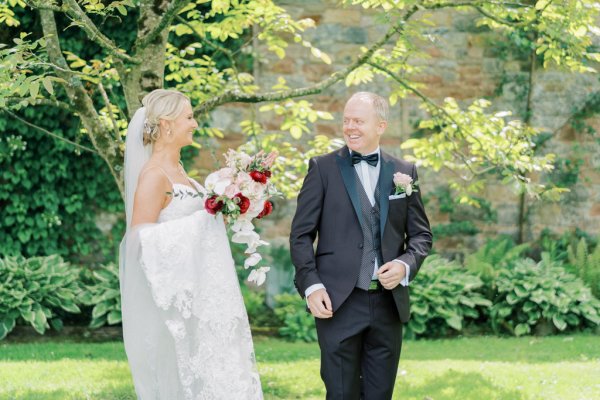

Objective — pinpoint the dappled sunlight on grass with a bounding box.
[0,360,135,400]
[0,335,598,399]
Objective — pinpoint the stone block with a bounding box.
[271,59,296,74]
[322,9,361,26]
[302,62,334,82]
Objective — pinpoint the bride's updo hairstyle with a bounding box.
[142,89,191,145]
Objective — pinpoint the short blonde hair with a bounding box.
[142,89,190,145]
[348,92,389,122]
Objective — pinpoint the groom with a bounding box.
[290,92,432,399]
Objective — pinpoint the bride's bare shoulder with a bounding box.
[137,164,171,193]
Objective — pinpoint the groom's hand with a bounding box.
[377,261,406,290]
[307,289,333,319]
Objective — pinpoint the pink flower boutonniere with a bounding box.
[393,172,418,196]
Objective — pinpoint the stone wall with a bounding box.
[201,1,599,253]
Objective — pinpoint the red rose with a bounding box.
[205,195,224,215]
[249,170,267,184]
[257,200,273,219]
[235,193,250,214]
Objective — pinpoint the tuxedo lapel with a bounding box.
[335,147,363,226]
[378,151,394,236]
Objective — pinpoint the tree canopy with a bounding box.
[2,0,599,204]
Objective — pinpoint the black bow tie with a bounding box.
[351,151,379,167]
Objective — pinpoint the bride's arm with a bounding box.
[131,168,171,227]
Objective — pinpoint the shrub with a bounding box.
[273,293,316,342]
[0,255,81,339]
[490,253,600,336]
[79,263,122,328]
[241,285,278,328]
[464,236,529,285]
[407,255,491,339]
[567,238,600,299]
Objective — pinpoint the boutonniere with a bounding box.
[393,172,418,196]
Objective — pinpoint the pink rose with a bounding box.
[393,172,413,186]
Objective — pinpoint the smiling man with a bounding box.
[290,92,432,400]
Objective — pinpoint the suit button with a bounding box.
[359,243,363,249]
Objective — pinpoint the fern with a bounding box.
[568,238,600,299]
[465,237,529,284]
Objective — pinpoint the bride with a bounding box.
[119,89,263,399]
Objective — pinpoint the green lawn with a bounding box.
[1,335,599,399]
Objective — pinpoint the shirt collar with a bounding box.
[348,147,380,157]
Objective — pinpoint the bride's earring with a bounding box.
[167,129,172,136]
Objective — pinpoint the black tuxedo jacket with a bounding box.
[290,146,432,322]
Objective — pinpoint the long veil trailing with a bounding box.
[123,107,152,228]
[118,106,262,399]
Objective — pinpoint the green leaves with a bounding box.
[402,98,565,205]
[0,255,81,339]
[0,255,124,340]
[405,255,491,339]
[476,0,600,72]
[79,263,122,329]
[274,293,317,342]
[490,256,600,336]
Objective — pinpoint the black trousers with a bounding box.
[315,287,403,400]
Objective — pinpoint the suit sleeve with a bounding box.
[395,164,433,282]
[289,157,325,297]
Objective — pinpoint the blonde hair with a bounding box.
[348,92,389,121]
[142,89,191,145]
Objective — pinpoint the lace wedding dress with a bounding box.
[120,181,263,400]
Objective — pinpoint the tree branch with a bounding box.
[195,5,420,115]
[25,0,62,12]
[98,82,122,142]
[423,1,532,27]
[137,0,189,49]
[40,8,124,198]
[6,97,73,112]
[2,108,97,154]
[62,0,140,64]
[367,61,488,176]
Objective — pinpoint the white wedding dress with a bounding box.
[120,181,263,400]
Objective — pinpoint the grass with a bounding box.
[0,335,599,399]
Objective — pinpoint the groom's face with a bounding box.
[342,97,386,155]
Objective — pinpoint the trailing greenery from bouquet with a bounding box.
[79,263,122,329]
[405,255,491,339]
[0,255,81,340]
[490,254,600,336]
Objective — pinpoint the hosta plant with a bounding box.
[273,293,317,342]
[0,255,81,339]
[79,263,122,328]
[491,254,600,336]
[406,255,492,339]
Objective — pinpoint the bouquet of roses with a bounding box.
[203,149,278,285]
